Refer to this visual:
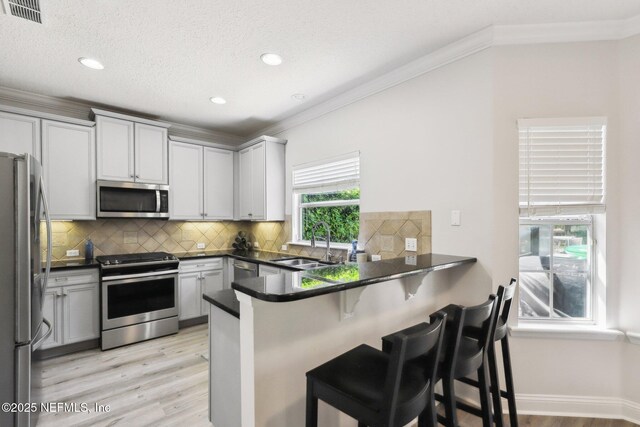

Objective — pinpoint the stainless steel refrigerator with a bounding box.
[0,152,52,427]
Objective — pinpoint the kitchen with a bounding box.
[1,1,640,427]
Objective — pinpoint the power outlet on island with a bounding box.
[196,243,206,249]
[66,249,80,257]
[405,238,418,252]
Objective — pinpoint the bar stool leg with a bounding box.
[477,364,493,427]
[306,379,318,427]
[442,375,459,427]
[488,343,504,427]
[501,334,518,427]
[418,391,437,427]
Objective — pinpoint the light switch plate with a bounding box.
[451,210,461,226]
[371,254,382,261]
[196,243,205,249]
[66,249,79,257]
[405,238,418,252]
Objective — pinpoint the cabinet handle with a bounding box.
[62,290,68,296]
[135,175,140,179]
[196,264,206,268]
[56,289,63,297]
[54,277,68,282]
[248,213,253,216]
[130,174,134,178]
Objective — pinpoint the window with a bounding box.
[518,117,606,323]
[292,152,360,245]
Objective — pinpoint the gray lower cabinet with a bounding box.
[42,269,100,350]
[179,258,224,321]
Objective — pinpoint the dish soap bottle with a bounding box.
[85,238,94,261]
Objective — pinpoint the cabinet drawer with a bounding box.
[179,258,223,273]
[48,269,99,288]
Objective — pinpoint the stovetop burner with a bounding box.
[96,252,177,266]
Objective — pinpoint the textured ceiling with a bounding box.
[1,0,639,137]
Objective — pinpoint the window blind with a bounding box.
[292,151,360,193]
[518,117,606,217]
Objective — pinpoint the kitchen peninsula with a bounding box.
[203,253,476,427]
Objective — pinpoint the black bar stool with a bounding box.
[458,279,518,426]
[382,296,499,427]
[306,312,447,427]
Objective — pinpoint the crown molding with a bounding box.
[0,86,245,146]
[252,14,640,138]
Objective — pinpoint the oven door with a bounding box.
[102,272,178,330]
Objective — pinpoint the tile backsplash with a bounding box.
[43,210,431,262]
[359,211,431,259]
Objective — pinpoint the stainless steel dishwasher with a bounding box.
[233,260,258,281]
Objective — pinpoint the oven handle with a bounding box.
[102,270,179,282]
[156,190,161,213]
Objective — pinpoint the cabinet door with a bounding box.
[41,120,96,220]
[200,270,224,316]
[0,111,40,161]
[259,265,281,277]
[169,142,203,220]
[40,288,63,349]
[96,116,134,182]
[179,272,202,320]
[238,147,253,219]
[250,143,266,220]
[63,283,100,344]
[204,147,234,220]
[134,123,168,184]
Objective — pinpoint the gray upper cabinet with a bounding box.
[169,140,234,221]
[238,137,285,221]
[0,110,41,161]
[41,120,96,220]
[94,109,169,184]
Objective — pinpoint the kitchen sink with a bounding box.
[272,257,329,270]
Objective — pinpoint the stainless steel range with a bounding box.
[96,252,179,350]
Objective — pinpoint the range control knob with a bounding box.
[103,260,111,265]
[113,260,120,265]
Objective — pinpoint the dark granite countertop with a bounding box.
[46,249,306,271]
[202,289,240,318]
[231,253,477,302]
[48,259,99,271]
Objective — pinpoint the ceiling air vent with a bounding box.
[2,0,42,24]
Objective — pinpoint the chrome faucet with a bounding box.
[311,221,333,262]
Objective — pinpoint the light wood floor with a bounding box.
[36,324,637,427]
[37,324,211,427]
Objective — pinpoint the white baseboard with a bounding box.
[517,393,640,424]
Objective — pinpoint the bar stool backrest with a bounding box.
[493,278,517,342]
[382,312,447,426]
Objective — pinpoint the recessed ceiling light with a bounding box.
[260,53,283,66]
[291,93,306,101]
[210,96,227,105]
[78,57,104,70]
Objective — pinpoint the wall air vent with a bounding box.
[1,0,42,24]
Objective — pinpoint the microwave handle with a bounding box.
[156,190,161,213]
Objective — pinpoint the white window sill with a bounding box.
[509,324,625,342]
[287,241,351,251]
[627,332,640,345]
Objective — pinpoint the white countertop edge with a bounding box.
[509,324,625,341]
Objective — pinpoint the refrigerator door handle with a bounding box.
[32,318,52,350]
[40,175,52,306]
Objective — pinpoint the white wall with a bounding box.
[282,50,495,307]
[272,36,640,420]
[618,34,640,405]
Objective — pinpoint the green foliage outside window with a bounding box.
[300,188,360,244]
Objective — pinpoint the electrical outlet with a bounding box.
[281,244,288,251]
[405,238,417,252]
[196,243,205,249]
[253,242,260,248]
[405,255,417,265]
[66,249,79,257]
[451,210,461,226]
[371,254,382,261]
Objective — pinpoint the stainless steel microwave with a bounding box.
[97,180,170,218]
